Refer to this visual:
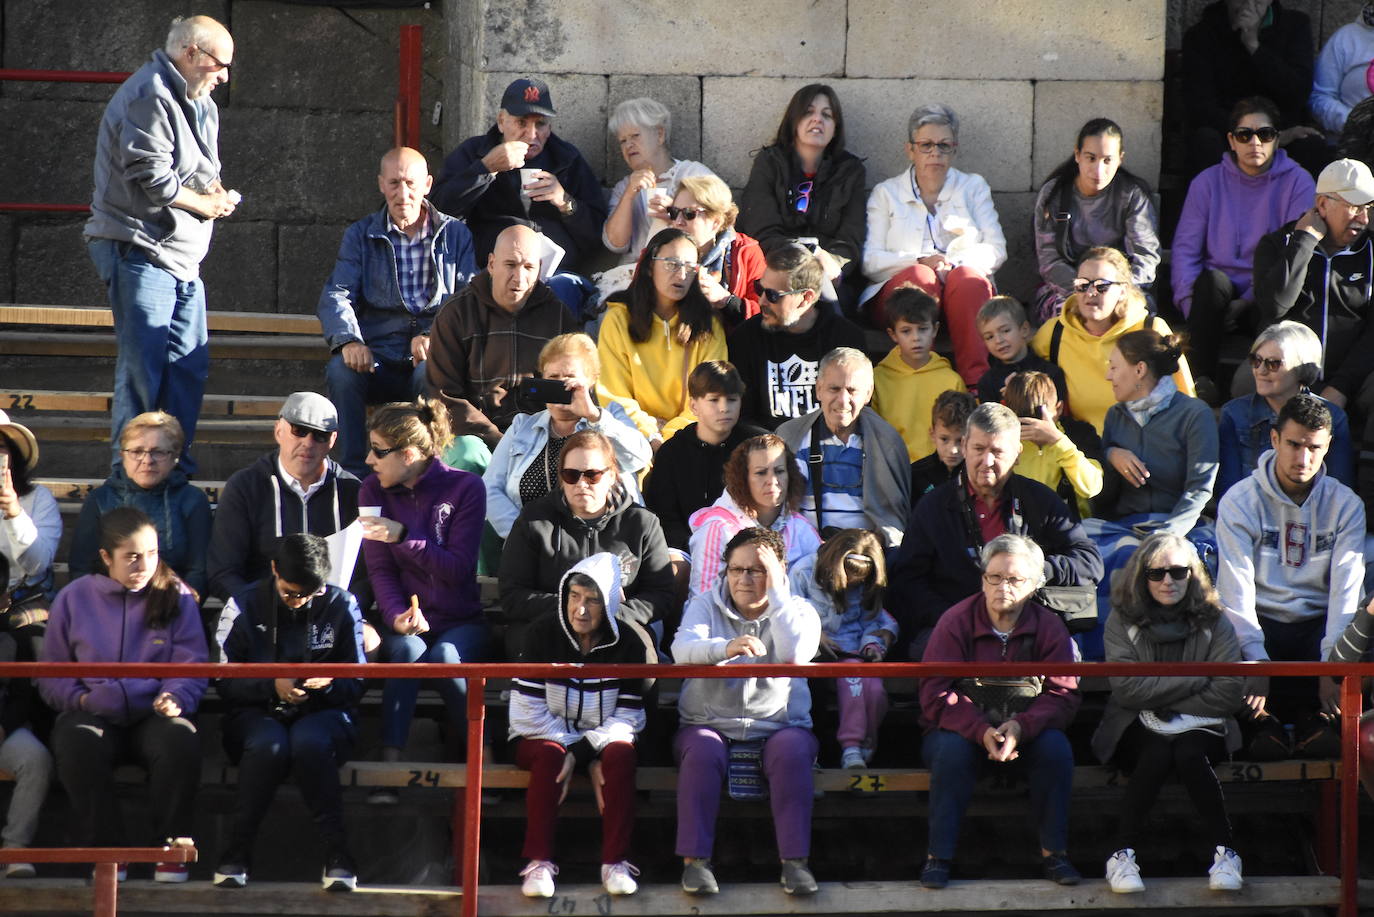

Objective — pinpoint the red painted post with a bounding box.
[461,676,486,917]
[92,862,117,917]
[1339,675,1360,917]
[397,25,423,149]
[0,69,128,83]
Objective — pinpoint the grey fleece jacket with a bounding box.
[85,49,222,281]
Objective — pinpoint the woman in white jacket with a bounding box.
[861,104,1006,385]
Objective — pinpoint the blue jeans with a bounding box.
[325,353,427,478]
[922,727,1074,860]
[379,620,490,751]
[545,272,596,320]
[88,239,209,475]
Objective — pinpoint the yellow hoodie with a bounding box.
[872,347,967,462]
[596,301,727,443]
[1013,426,1102,519]
[1031,299,1195,434]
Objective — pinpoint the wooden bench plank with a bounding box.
[0,879,461,915]
[21,416,274,444]
[2,390,287,417]
[0,304,322,336]
[0,331,326,361]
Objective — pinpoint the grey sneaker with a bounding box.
[780,858,817,895]
[681,858,718,895]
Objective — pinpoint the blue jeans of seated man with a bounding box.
[88,239,209,475]
[922,726,1074,861]
[380,619,490,751]
[222,708,356,851]
[325,352,427,478]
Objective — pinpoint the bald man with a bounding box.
[426,224,578,448]
[87,14,238,475]
[318,147,478,476]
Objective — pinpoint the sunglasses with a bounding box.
[194,44,231,71]
[1144,565,1191,582]
[368,442,402,459]
[1071,278,1122,295]
[752,279,807,304]
[289,424,331,444]
[1248,353,1285,374]
[559,467,609,485]
[667,206,709,222]
[792,179,813,214]
[277,581,325,601]
[1230,126,1278,144]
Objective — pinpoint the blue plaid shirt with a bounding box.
[386,204,435,314]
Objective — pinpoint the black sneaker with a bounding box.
[920,857,951,889]
[1043,853,1081,886]
[322,848,357,893]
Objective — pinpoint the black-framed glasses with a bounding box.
[652,256,699,275]
[559,467,609,485]
[1229,126,1278,144]
[1248,353,1285,374]
[1144,566,1191,583]
[194,44,231,71]
[289,424,331,444]
[277,579,325,601]
[752,279,806,304]
[725,565,767,579]
[122,448,175,463]
[1071,278,1122,295]
[912,140,958,156]
[667,206,709,222]
[368,442,402,459]
[792,179,813,213]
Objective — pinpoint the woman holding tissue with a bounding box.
[358,397,487,778]
[861,104,1007,385]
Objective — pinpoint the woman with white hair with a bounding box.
[1217,320,1354,495]
[603,97,714,263]
[861,104,1006,385]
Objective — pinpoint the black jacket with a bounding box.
[207,454,362,601]
[727,308,867,430]
[643,422,765,550]
[736,144,867,280]
[888,471,1103,638]
[1183,1,1314,133]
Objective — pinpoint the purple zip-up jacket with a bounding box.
[1171,150,1314,317]
[360,459,485,633]
[39,574,208,723]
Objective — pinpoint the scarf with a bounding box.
[1124,375,1177,428]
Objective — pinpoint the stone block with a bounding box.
[475,0,844,76]
[990,192,1040,304]
[1321,1,1363,46]
[846,0,1166,81]
[1032,81,1164,189]
[605,76,703,181]
[218,107,392,224]
[0,217,13,301]
[475,72,609,183]
[1,0,227,102]
[703,77,1034,192]
[201,221,276,312]
[1166,0,1216,50]
[13,220,105,306]
[278,223,352,318]
[0,100,106,209]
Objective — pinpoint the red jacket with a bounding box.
[919,593,1080,745]
[724,232,766,321]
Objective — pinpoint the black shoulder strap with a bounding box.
[1052,178,1077,265]
[1049,319,1065,366]
[808,418,826,533]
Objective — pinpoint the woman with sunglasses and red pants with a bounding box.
[499,429,675,656]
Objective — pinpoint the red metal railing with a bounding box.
[5,659,1368,917]
[0,845,196,917]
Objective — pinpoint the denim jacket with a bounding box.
[316,203,477,362]
[1216,392,1354,497]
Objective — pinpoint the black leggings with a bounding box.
[1115,719,1232,852]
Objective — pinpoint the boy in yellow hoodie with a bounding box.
[1003,370,1103,520]
[872,287,966,462]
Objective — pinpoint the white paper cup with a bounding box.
[357,506,381,518]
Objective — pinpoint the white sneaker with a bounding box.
[519,859,557,898]
[1105,848,1144,893]
[840,746,866,769]
[1208,846,1243,891]
[2,862,34,879]
[600,860,640,896]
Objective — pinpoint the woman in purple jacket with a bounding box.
[39,507,207,881]
[359,397,486,779]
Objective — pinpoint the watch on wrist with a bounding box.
[560,198,577,217]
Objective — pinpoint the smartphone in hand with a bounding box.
[517,377,575,405]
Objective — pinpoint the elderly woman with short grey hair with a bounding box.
[917,532,1082,889]
[603,97,714,263]
[861,103,1006,385]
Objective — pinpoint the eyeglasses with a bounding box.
[1144,565,1191,582]
[1322,194,1374,216]
[752,279,807,303]
[667,206,710,222]
[792,179,813,214]
[1071,278,1123,295]
[1229,126,1278,144]
[277,581,325,601]
[288,424,331,444]
[122,448,174,463]
[194,44,231,71]
[559,467,609,485]
[652,256,699,275]
[983,573,1028,588]
[912,140,958,157]
[726,565,767,579]
[1248,353,1286,374]
[368,442,402,459]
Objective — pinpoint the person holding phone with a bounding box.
[485,333,650,540]
[0,412,60,608]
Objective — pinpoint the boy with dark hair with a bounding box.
[910,389,976,500]
[644,361,764,552]
[872,286,966,462]
[1002,371,1103,520]
[974,296,1067,405]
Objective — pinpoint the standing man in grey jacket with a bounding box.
[85,15,237,475]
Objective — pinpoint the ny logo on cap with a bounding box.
[524,86,541,103]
